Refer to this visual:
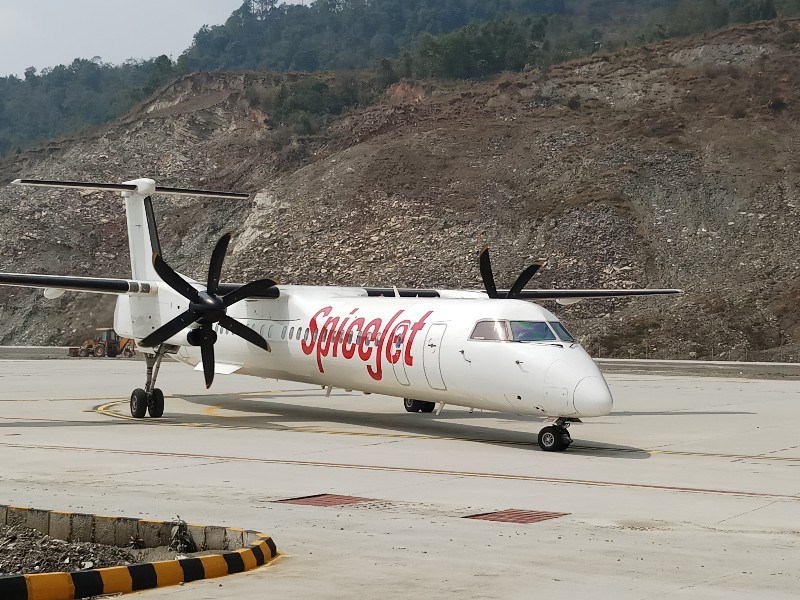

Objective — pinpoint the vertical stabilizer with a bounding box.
[122,179,159,281]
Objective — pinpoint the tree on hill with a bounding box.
[180,0,568,73]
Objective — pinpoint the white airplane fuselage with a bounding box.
[116,285,613,419]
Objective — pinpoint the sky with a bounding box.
[0,0,254,77]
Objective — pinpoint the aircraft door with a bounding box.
[423,323,447,391]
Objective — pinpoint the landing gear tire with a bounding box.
[148,388,165,418]
[538,425,572,452]
[404,399,436,413]
[130,388,148,419]
[404,398,422,412]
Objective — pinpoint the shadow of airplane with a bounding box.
[170,391,652,460]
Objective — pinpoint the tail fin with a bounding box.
[12,178,248,280]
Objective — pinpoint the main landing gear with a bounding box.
[538,418,573,452]
[403,398,435,413]
[130,346,167,419]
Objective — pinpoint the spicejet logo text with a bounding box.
[301,307,433,381]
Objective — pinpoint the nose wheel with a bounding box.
[538,421,573,452]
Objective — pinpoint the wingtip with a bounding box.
[11,179,22,185]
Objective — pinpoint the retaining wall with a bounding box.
[0,505,277,600]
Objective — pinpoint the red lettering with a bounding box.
[386,321,410,365]
[342,317,364,359]
[359,319,381,365]
[316,317,340,373]
[404,311,433,367]
[302,306,332,356]
[369,311,402,381]
[304,307,434,381]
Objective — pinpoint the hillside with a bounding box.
[1,20,798,361]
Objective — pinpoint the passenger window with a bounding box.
[304,328,310,342]
[268,325,274,339]
[470,320,509,341]
[289,327,295,339]
[509,321,557,342]
[281,327,287,340]
[296,328,302,341]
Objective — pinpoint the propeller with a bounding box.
[479,246,546,299]
[140,233,277,388]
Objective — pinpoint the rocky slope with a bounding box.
[1,21,798,360]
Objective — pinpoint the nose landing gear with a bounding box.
[538,418,573,452]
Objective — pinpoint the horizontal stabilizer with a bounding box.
[12,178,249,199]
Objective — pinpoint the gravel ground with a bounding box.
[0,524,136,576]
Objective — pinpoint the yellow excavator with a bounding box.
[71,327,136,358]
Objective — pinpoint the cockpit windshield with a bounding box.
[469,320,510,341]
[549,321,575,343]
[470,319,575,343]
[509,321,557,342]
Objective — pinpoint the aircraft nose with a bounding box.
[573,376,613,417]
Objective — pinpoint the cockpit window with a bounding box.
[470,320,510,341]
[549,321,575,343]
[509,321,557,342]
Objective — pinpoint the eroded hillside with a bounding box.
[1,20,798,360]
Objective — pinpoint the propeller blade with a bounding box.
[479,246,499,299]
[140,309,198,347]
[206,233,231,296]
[506,260,546,299]
[219,315,271,352]
[222,278,278,308]
[200,334,215,389]
[153,253,200,302]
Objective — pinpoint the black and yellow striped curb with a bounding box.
[0,505,278,600]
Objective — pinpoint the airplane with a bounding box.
[0,178,681,452]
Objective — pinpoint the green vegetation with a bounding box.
[3,0,800,156]
[182,0,567,72]
[0,56,178,156]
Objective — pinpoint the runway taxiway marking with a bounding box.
[0,441,797,502]
[93,400,800,463]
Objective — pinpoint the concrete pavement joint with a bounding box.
[2,441,797,502]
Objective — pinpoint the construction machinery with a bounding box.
[70,328,136,358]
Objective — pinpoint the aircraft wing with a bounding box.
[365,287,681,300]
[0,272,151,295]
[511,289,682,299]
